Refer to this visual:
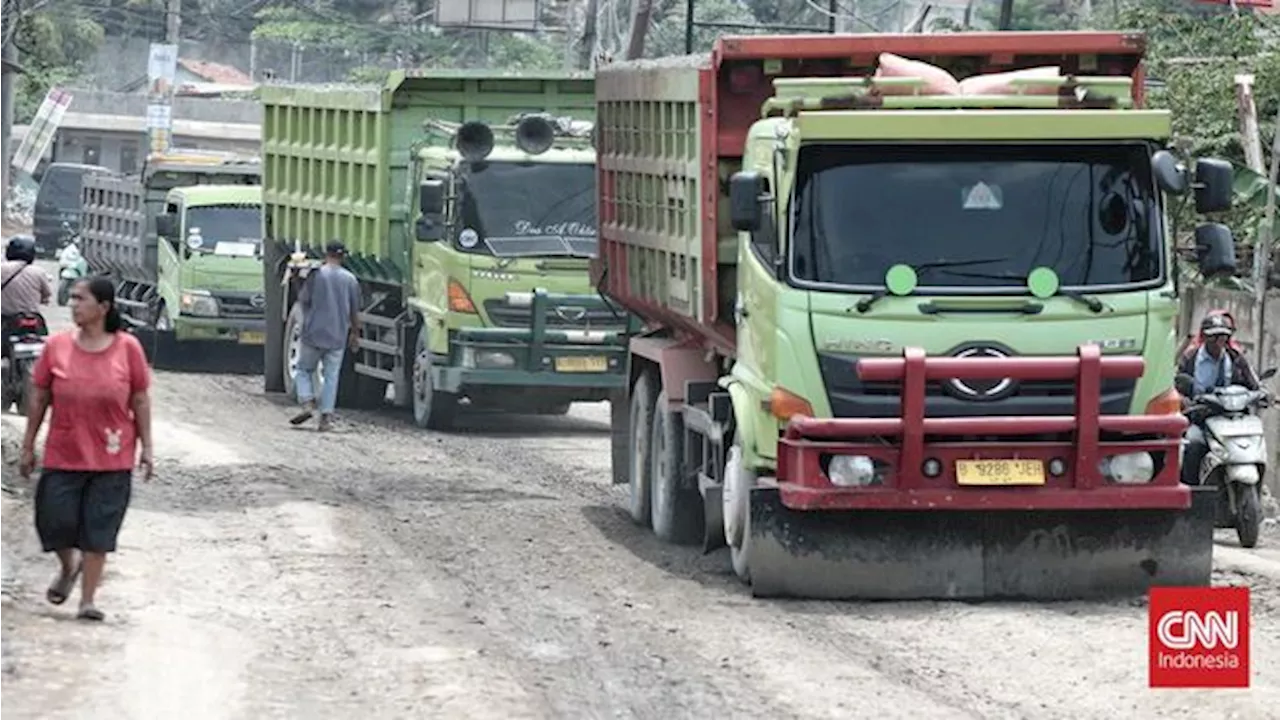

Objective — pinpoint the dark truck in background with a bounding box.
[32,162,112,258]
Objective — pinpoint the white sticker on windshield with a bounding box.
[962,182,1003,210]
[213,241,257,257]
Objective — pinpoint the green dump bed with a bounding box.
[259,70,596,284]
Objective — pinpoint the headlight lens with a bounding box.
[828,455,883,487]
[180,291,219,317]
[1099,452,1155,484]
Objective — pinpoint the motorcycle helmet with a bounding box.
[5,235,36,263]
[1200,313,1235,338]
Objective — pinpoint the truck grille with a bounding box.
[816,352,1137,419]
[483,299,625,330]
[213,291,266,319]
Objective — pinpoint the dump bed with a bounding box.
[593,31,1148,355]
[81,156,260,284]
[258,69,596,285]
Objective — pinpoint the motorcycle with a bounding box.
[56,237,88,306]
[1179,367,1277,549]
[1,312,50,413]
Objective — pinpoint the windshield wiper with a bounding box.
[852,258,1007,313]
[939,270,1108,314]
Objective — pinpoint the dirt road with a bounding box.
[3,270,1279,718]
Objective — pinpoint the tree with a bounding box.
[3,0,105,122]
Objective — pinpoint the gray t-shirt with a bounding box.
[299,264,361,351]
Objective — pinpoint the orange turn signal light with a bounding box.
[769,386,814,422]
[447,278,477,314]
[1145,387,1183,415]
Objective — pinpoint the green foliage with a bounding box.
[9,5,105,122]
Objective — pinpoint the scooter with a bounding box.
[1179,367,1277,549]
[1,312,49,413]
[56,236,88,306]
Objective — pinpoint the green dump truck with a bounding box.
[260,70,631,434]
[596,32,1241,600]
[80,151,266,370]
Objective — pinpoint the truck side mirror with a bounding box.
[1151,150,1187,195]
[729,171,766,233]
[1193,158,1234,214]
[1193,222,1236,276]
[155,213,176,238]
[416,179,446,242]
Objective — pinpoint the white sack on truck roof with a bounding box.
[873,52,961,96]
[959,66,1063,96]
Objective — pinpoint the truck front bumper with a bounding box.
[775,345,1189,512]
[173,315,267,344]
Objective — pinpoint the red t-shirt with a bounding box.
[32,331,151,471]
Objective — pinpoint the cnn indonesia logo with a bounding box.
[1149,587,1250,688]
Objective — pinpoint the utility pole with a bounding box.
[166,0,182,45]
[2,5,18,213]
[579,0,599,70]
[626,0,654,60]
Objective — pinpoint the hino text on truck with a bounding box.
[594,32,1241,600]
[80,150,266,372]
[260,70,630,451]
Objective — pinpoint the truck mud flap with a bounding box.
[134,328,265,375]
[745,486,1216,601]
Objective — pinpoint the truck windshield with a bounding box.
[458,161,597,257]
[36,168,91,212]
[184,205,262,254]
[790,143,1162,291]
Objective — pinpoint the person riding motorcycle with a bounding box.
[1,236,52,359]
[1177,313,1265,485]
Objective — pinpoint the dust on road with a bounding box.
[2,274,1279,718]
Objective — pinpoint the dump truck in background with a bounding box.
[260,70,631,442]
[595,32,1241,599]
[80,151,265,372]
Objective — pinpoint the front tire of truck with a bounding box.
[411,324,457,430]
[154,303,172,332]
[283,304,302,400]
[627,372,656,527]
[650,389,703,545]
[723,434,755,583]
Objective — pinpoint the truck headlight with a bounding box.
[459,348,515,369]
[1100,452,1155,484]
[828,455,882,487]
[180,291,219,317]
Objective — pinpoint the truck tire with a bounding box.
[411,323,457,430]
[283,304,302,400]
[609,389,628,485]
[154,304,172,332]
[650,389,702,545]
[723,433,756,583]
[627,372,656,527]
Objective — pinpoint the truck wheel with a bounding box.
[283,304,302,400]
[627,372,657,527]
[723,433,756,583]
[609,389,628,485]
[412,324,457,430]
[1236,483,1261,549]
[650,389,702,545]
[154,304,172,332]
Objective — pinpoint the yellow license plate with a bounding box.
[238,331,265,345]
[554,355,607,373]
[955,459,1045,486]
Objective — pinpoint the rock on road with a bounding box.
[2,262,1279,719]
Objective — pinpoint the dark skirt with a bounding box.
[34,469,133,553]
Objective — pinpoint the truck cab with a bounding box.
[406,114,630,428]
[154,185,265,343]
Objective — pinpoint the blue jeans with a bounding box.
[295,343,345,414]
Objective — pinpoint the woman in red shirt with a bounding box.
[18,276,154,621]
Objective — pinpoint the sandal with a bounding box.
[46,563,82,606]
[76,605,105,622]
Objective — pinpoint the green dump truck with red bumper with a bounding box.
[260,71,631,433]
[595,32,1242,599]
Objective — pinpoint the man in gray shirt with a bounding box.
[290,240,362,431]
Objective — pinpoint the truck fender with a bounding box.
[723,378,764,471]
[628,335,718,404]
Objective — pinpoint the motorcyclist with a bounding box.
[1177,313,1264,484]
[2,236,53,358]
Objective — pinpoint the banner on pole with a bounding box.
[146,43,179,155]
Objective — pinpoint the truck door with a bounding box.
[733,176,782,453]
[157,198,183,301]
